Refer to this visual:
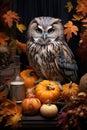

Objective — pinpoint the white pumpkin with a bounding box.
[40,104,58,118]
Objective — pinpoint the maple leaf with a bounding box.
[0,32,9,45]
[16,23,26,33]
[65,1,73,13]
[2,10,20,28]
[72,14,84,21]
[76,0,87,16]
[64,21,79,41]
[5,112,22,128]
[0,98,22,128]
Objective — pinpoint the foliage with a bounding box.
[0,9,26,53]
[0,92,22,128]
[64,0,87,42]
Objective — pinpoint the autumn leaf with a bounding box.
[81,18,87,27]
[72,14,84,21]
[16,23,26,33]
[5,112,22,128]
[16,40,26,52]
[0,32,9,45]
[82,18,87,23]
[65,1,73,13]
[0,92,6,102]
[2,10,20,28]
[64,21,79,41]
[76,0,87,16]
[0,98,22,128]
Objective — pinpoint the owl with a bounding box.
[26,17,78,84]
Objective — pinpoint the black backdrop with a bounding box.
[10,0,82,78]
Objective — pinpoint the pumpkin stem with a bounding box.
[46,84,55,90]
[69,81,73,89]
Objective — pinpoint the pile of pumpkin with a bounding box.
[20,69,87,118]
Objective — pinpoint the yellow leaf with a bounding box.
[16,23,26,33]
[72,14,84,21]
[65,2,73,13]
[5,113,22,128]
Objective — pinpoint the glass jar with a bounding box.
[10,55,25,103]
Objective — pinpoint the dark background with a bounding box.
[8,0,84,79]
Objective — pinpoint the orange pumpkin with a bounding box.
[22,97,41,115]
[62,81,80,97]
[20,69,38,89]
[35,80,61,103]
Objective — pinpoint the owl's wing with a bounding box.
[55,41,78,83]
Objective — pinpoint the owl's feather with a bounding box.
[26,17,78,84]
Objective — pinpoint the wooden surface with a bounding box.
[21,114,58,128]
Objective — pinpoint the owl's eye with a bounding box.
[35,27,42,33]
[48,28,55,33]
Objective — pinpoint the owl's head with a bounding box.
[27,17,65,45]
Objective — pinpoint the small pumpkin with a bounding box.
[20,69,38,89]
[35,80,61,103]
[62,81,80,97]
[22,97,41,115]
[40,103,58,118]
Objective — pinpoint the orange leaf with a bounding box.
[82,18,87,23]
[5,112,22,128]
[65,1,73,13]
[17,40,26,52]
[0,92,6,102]
[64,21,79,41]
[0,32,9,45]
[3,10,20,28]
[76,0,87,16]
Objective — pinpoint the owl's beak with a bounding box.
[42,33,48,40]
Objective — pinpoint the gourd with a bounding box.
[62,81,80,97]
[20,69,38,89]
[35,80,61,103]
[22,97,41,115]
[40,103,58,118]
[79,73,87,93]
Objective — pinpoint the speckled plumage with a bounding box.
[26,17,78,84]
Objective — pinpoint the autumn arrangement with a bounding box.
[0,0,87,129]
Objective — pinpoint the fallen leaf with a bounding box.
[5,112,22,128]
